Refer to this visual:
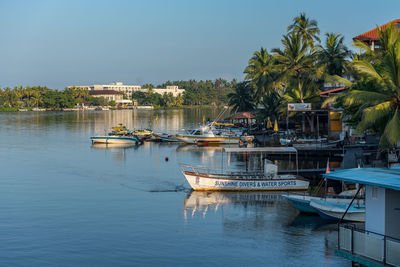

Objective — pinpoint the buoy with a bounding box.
[165,157,169,162]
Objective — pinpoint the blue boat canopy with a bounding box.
[324,166,400,191]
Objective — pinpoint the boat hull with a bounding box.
[310,200,365,222]
[183,171,309,191]
[282,195,365,214]
[175,135,240,144]
[91,136,138,144]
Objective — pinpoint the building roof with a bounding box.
[324,167,400,190]
[229,112,255,120]
[353,19,400,41]
[320,87,346,97]
[89,90,123,96]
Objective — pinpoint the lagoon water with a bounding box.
[0,109,349,266]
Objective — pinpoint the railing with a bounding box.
[338,224,400,266]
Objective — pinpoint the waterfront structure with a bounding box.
[70,82,185,98]
[325,167,400,266]
[353,19,400,50]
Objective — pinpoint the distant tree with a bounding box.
[318,33,351,76]
[228,82,255,113]
[287,12,320,45]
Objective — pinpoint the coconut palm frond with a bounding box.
[381,108,400,145]
[362,101,394,126]
[352,60,383,81]
[324,74,353,87]
[343,90,388,106]
[321,95,339,108]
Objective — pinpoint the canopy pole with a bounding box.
[337,185,363,225]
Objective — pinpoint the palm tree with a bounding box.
[272,32,318,103]
[318,33,351,76]
[260,92,282,121]
[244,47,278,102]
[287,12,320,45]
[228,82,255,113]
[338,23,400,145]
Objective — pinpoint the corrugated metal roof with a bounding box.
[353,19,400,41]
[324,167,400,190]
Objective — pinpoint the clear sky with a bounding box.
[0,0,399,89]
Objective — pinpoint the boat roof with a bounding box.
[223,147,297,153]
[324,167,400,191]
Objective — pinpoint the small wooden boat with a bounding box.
[310,199,365,222]
[181,161,309,191]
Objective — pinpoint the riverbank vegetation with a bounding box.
[231,13,400,146]
[0,86,107,110]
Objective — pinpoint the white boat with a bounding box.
[181,161,309,191]
[90,135,139,144]
[175,124,240,144]
[282,193,365,214]
[310,199,365,222]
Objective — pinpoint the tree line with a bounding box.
[0,86,108,111]
[133,79,237,107]
[229,13,400,146]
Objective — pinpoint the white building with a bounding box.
[70,82,185,98]
[151,86,185,97]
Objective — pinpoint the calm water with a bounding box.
[0,109,349,266]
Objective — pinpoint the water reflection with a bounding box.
[90,143,139,162]
[183,191,291,220]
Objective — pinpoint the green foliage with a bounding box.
[158,79,236,105]
[0,86,111,110]
[227,81,255,113]
[326,23,400,146]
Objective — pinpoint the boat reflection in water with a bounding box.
[91,143,138,162]
[183,190,290,220]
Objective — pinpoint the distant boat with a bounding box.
[175,124,240,144]
[181,160,309,191]
[91,124,139,145]
[152,133,178,142]
[310,199,365,222]
[90,135,139,145]
[282,192,364,214]
[134,129,153,138]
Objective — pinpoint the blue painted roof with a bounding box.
[324,166,400,191]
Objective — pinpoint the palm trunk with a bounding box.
[297,73,304,103]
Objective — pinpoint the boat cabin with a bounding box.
[324,167,400,266]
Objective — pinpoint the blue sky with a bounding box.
[0,0,399,89]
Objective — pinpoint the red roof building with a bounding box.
[353,19,400,50]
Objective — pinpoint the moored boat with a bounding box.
[282,193,365,214]
[310,199,365,222]
[181,161,309,191]
[152,132,178,142]
[175,124,240,144]
[90,135,139,144]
